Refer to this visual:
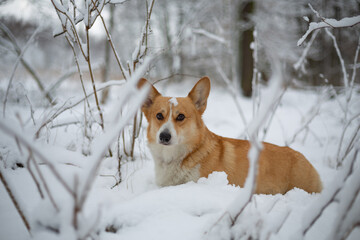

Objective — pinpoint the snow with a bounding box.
[298,15,360,46]
[109,0,128,4]
[0,79,359,240]
[169,97,178,106]
[192,28,227,45]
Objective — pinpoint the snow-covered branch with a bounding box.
[0,166,31,235]
[76,59,152,218]
[206,63,286,238]
[297,4,360,46]
[192,28,228,46]
[302,150,359,238]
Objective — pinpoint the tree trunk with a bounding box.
[239,1,254,97]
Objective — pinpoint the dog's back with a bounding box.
[182,131,322,194]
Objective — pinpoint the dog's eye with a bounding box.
[156,113,164,120]
[176,114,185,121]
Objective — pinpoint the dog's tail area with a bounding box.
[289,151,323,193]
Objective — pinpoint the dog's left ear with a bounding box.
[188,76,211,114]
[137,78,161,113]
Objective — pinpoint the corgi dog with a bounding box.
[138,77,322,194]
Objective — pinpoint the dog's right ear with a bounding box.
[137,78,160,112]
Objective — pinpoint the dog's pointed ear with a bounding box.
[137,78,161,113]
[187,76,211,114]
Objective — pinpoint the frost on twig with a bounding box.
[297,4,360,46]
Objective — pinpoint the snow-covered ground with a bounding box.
[0,79,359,240]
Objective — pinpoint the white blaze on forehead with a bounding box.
[156,103,178,145]
[169,97,178,106]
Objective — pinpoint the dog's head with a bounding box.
[139,77,211,147]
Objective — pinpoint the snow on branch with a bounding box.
[0,57,151,237]
[297,4,360,46]
[302,150,360,238]
[76,56,152,216]
[192,28,228,45]
[205,63,286,238]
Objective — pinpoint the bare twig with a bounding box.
[0,166,31,235]
[77,77,150,214]
[324,28,348,88]
[342,222,360,240]
[347,35,360,104]
[192,28,228,45]
[27,150,60,212]
[35,80,125,138]
[303,150,359,236]
[3,26,42,116]
[92,1,128,81]
[294,29,319,71]
[336,112,360,167]
[286,96,322,146]
[261,88,286,141]
[0,22,53,105]
[152,73,200,85]
[0,119,74,196]
[266,209,291,240]
[26,154,44,199]
[209,49,248,131]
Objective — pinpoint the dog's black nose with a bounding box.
[159,131,171,144]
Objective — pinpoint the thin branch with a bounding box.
[297,4,360,46]
[303,150,359,236]
[192,28,228,45]
[35,80,125,138]
[342,222,360,240]
[51,0,88,58]
[0,119,74,196]
[27,150,60,212]
[261,88,286,141]
[133,0,156,65]
[294,29,319,71]
[3,26,41,117]
[92,0,127,80]
[209,49,248,131]
[152,73,200,85]
[26,153,44,199]
[347,34,360,104]
[336,111,360,167]
[77,59,152,216]
[0,23,53,105]
[286,98,322,146]
[342,124,360,160]
[0,166,32,235]
[325,28,348,88]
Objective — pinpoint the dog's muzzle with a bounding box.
[159,130,171,145]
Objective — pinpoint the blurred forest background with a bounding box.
[1,0,359,101]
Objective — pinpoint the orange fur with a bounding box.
[139,77,322,194]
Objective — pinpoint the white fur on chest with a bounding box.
[148,143,200,186]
